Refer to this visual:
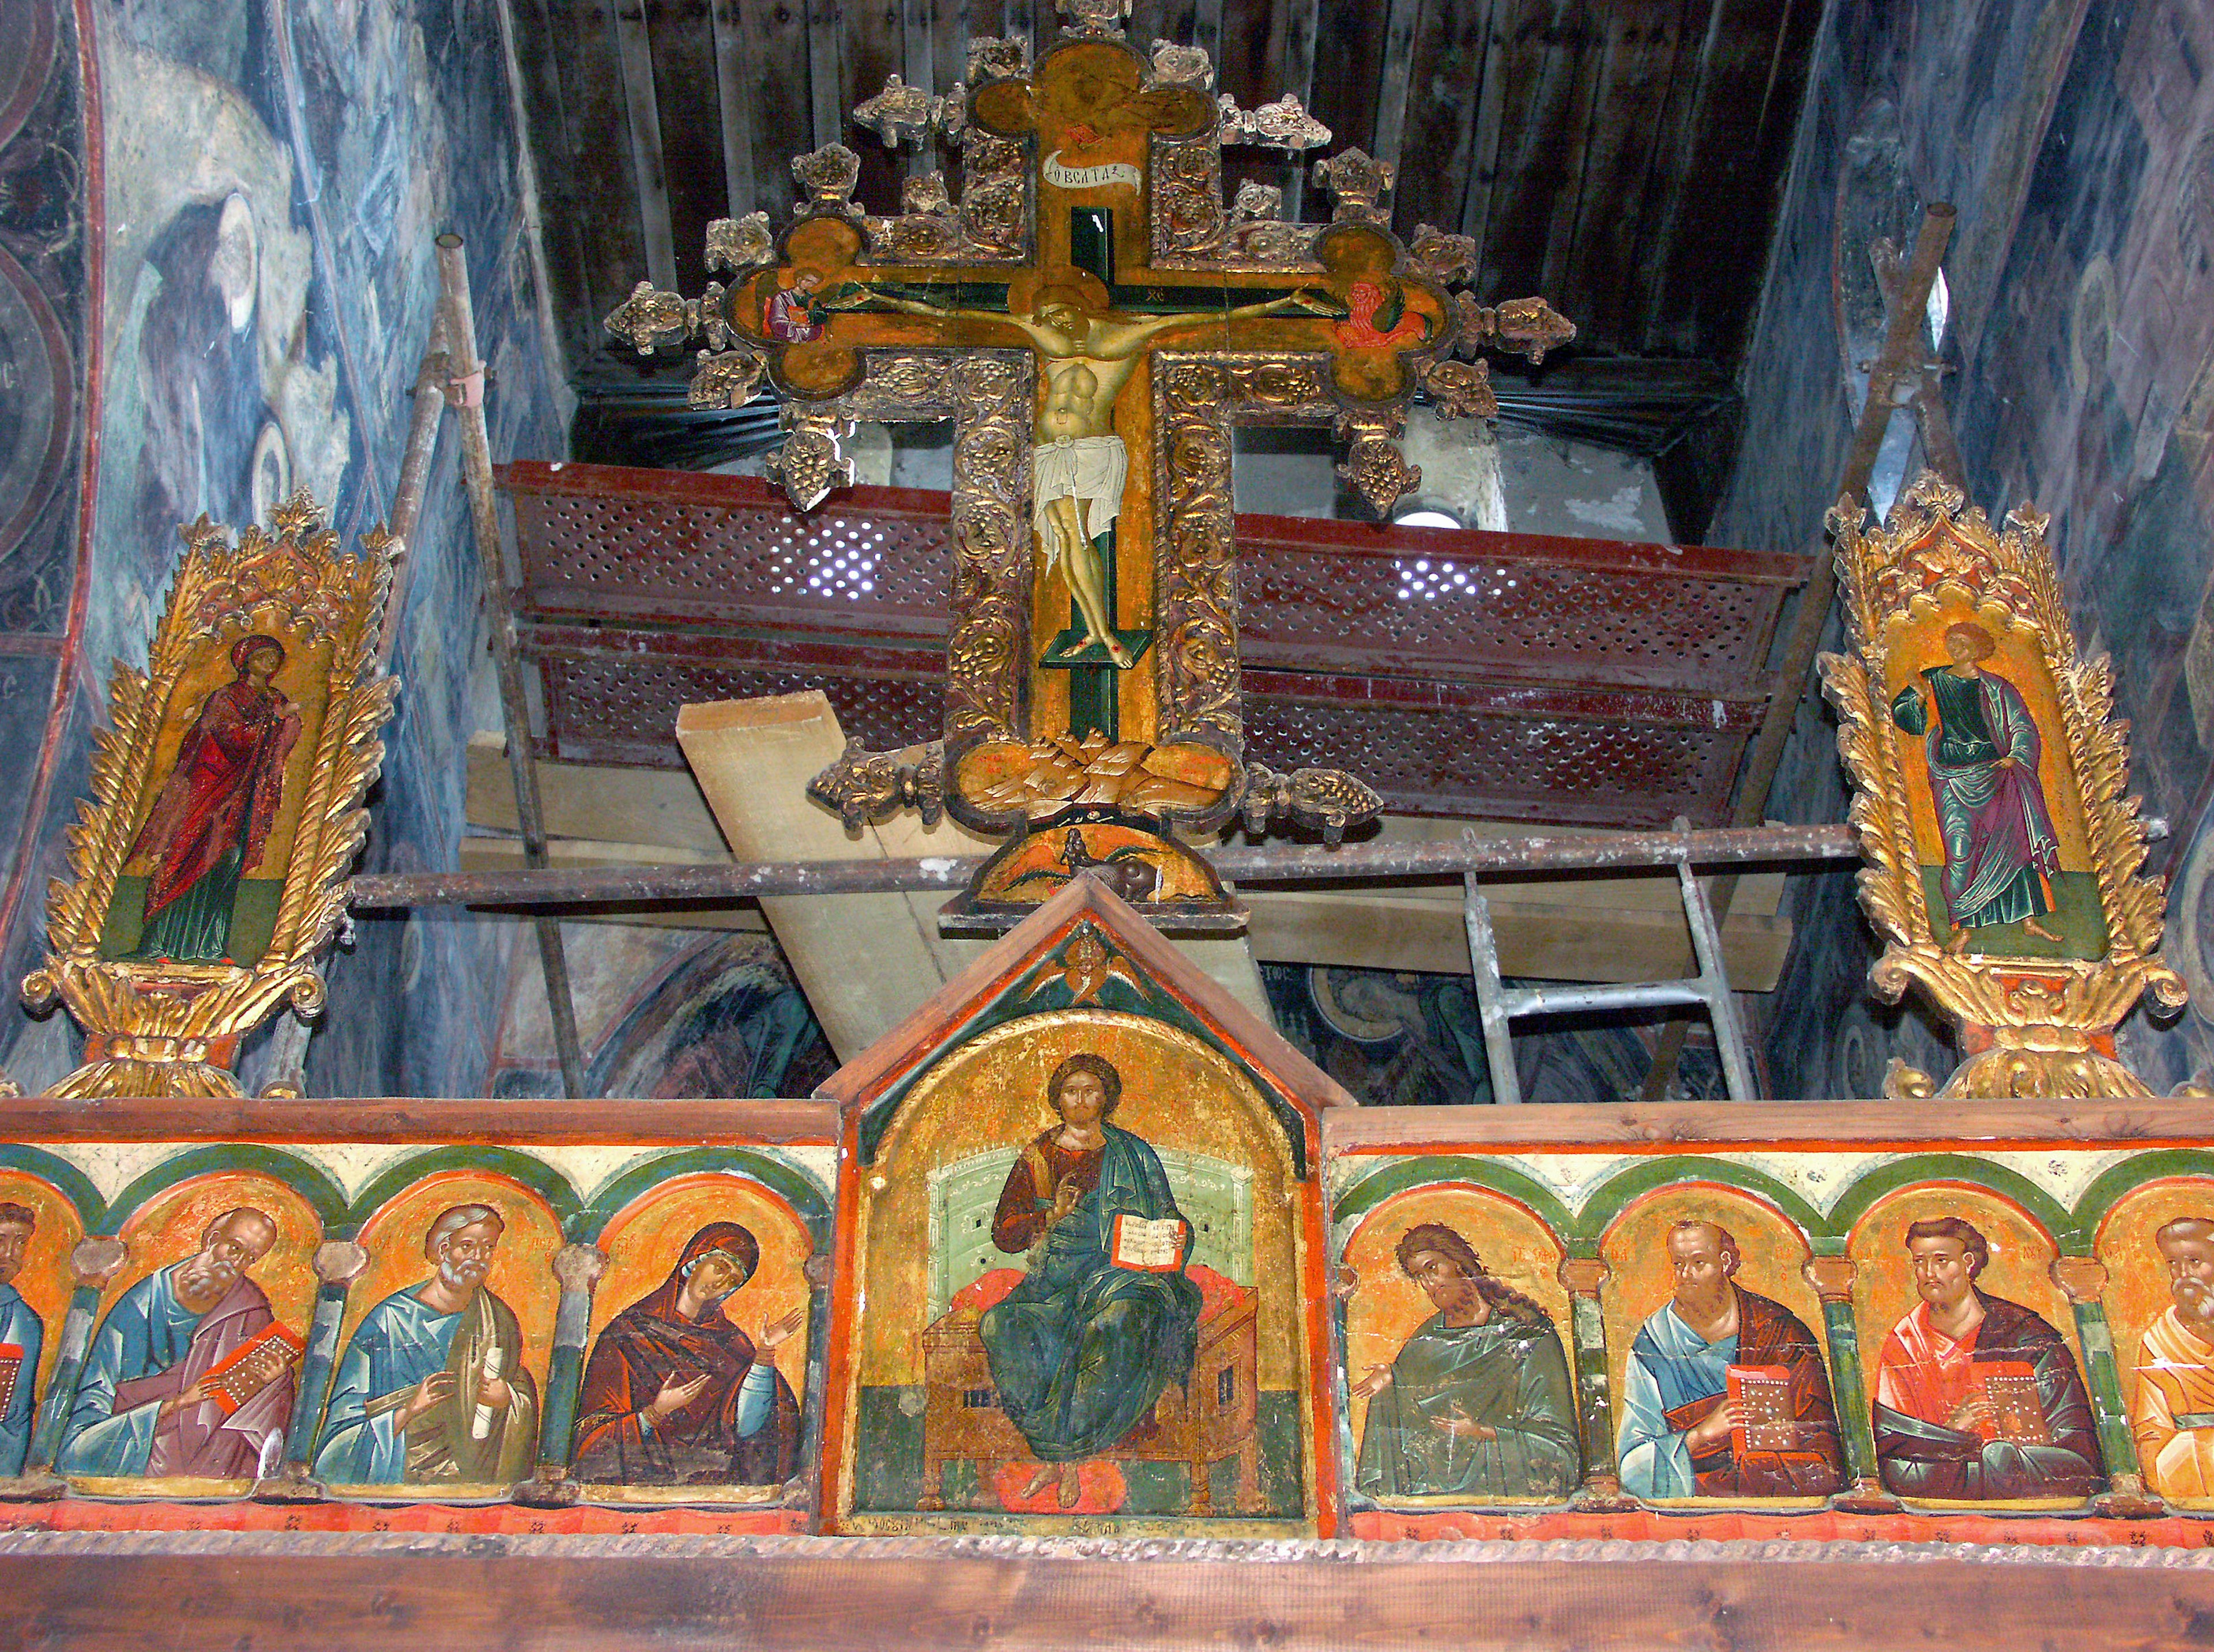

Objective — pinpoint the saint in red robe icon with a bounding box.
[126,633,302,963]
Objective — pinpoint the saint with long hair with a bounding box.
[1891,620,2066,952]
[1351,1223,1579,1499]
[978,1052,1202,1508]
[126,633,302,963]
[570,1221,804,1486]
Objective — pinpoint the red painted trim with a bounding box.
[818,1109,864,1533]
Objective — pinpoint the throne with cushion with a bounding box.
[917,1264,1264,1514]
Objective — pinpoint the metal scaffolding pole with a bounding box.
[437,232,589,1099]
[347,821,1861,910]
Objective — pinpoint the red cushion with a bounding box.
[949,1263,1249,1322]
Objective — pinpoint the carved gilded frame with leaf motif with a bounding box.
[22,492,399,1098]
[1818,472,2185,1099]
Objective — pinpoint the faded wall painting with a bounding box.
[1601,1186,1842,1503]
[574,1172,814,1498]
[1339,1185,1576,1504]
[842,1013,1308,1527]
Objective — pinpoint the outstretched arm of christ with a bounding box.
[820,287,1067,346]
[1100,289,1349,354]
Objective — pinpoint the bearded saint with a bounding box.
[59,1209,295,1480]
[2133,1217,2214,1498]
[978,1053,1200,1508]
[126,633,302,963]
[1616,1221,1843,1498]
[571,1223,804,1486]
[313,1204,539,1485]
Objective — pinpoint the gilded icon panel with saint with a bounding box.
[314,1174,559,1492]
[1340,1186,1577,1505]
[1881,605,2106,961]
[97,627,329,968]
[1599,1186,1843,1502]
[574,1173,814,1499]
[60,1172,319,1489]
[0,1173,82,1477]
[1847,1186,2103,1503]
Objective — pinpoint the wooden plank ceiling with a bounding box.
[510,0,1821,524]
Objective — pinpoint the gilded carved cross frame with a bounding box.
[607,2,1571,929]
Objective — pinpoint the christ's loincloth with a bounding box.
[1032,435,1127,567]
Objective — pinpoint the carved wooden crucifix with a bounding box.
[607,0,1570,930]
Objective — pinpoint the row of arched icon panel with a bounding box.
[0,1150,827,1495]
[1340,1166,2214,1505]
[6,1142,2214,1510]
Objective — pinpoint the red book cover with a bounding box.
[0,1342,21,1417]
[1975,1360,2049,1446]
[1726,1363,1796,1454]
[201,1323,304,1417]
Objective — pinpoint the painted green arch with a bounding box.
[1825,1152,2082,1251]
[0,1145,107,1231]
[103,1144,349,1235]
[2076,1151,2214,1237]
[1577,1156,1829,1247]
[345,1146,583,1235]
[577,1148,833,1245]
[1330,1155,1575,1242]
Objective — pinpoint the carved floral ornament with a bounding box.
[1818,472,2186,1099]
[22,492,399,1098]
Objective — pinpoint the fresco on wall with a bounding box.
[1714,0,2214,1097]
[573,1174,812,1497]
[1262,963,1726,1107]
[0,0,573,1098]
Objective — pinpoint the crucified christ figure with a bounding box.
[834,280,1343,666]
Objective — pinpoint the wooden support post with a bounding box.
[1801,1252,1900,1513]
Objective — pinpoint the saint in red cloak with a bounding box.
[126,633,302,963]
[571,1222,804,1486]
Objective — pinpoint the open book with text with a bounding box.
[1110,1214,1187,1273]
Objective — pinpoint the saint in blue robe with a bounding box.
[313,1285,539,1485]
[59,1267,290,1480]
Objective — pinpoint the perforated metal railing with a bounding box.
[498,462,1804,825]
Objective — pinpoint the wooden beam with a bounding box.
[0,1545,2205,1650]
[456,835,770,933]
[611,0,680,291]
[673,694,1274,1059]
[465,732,731,856]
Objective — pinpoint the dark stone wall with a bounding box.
[0,0,566,1096]
[1722,0,2214,1096]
